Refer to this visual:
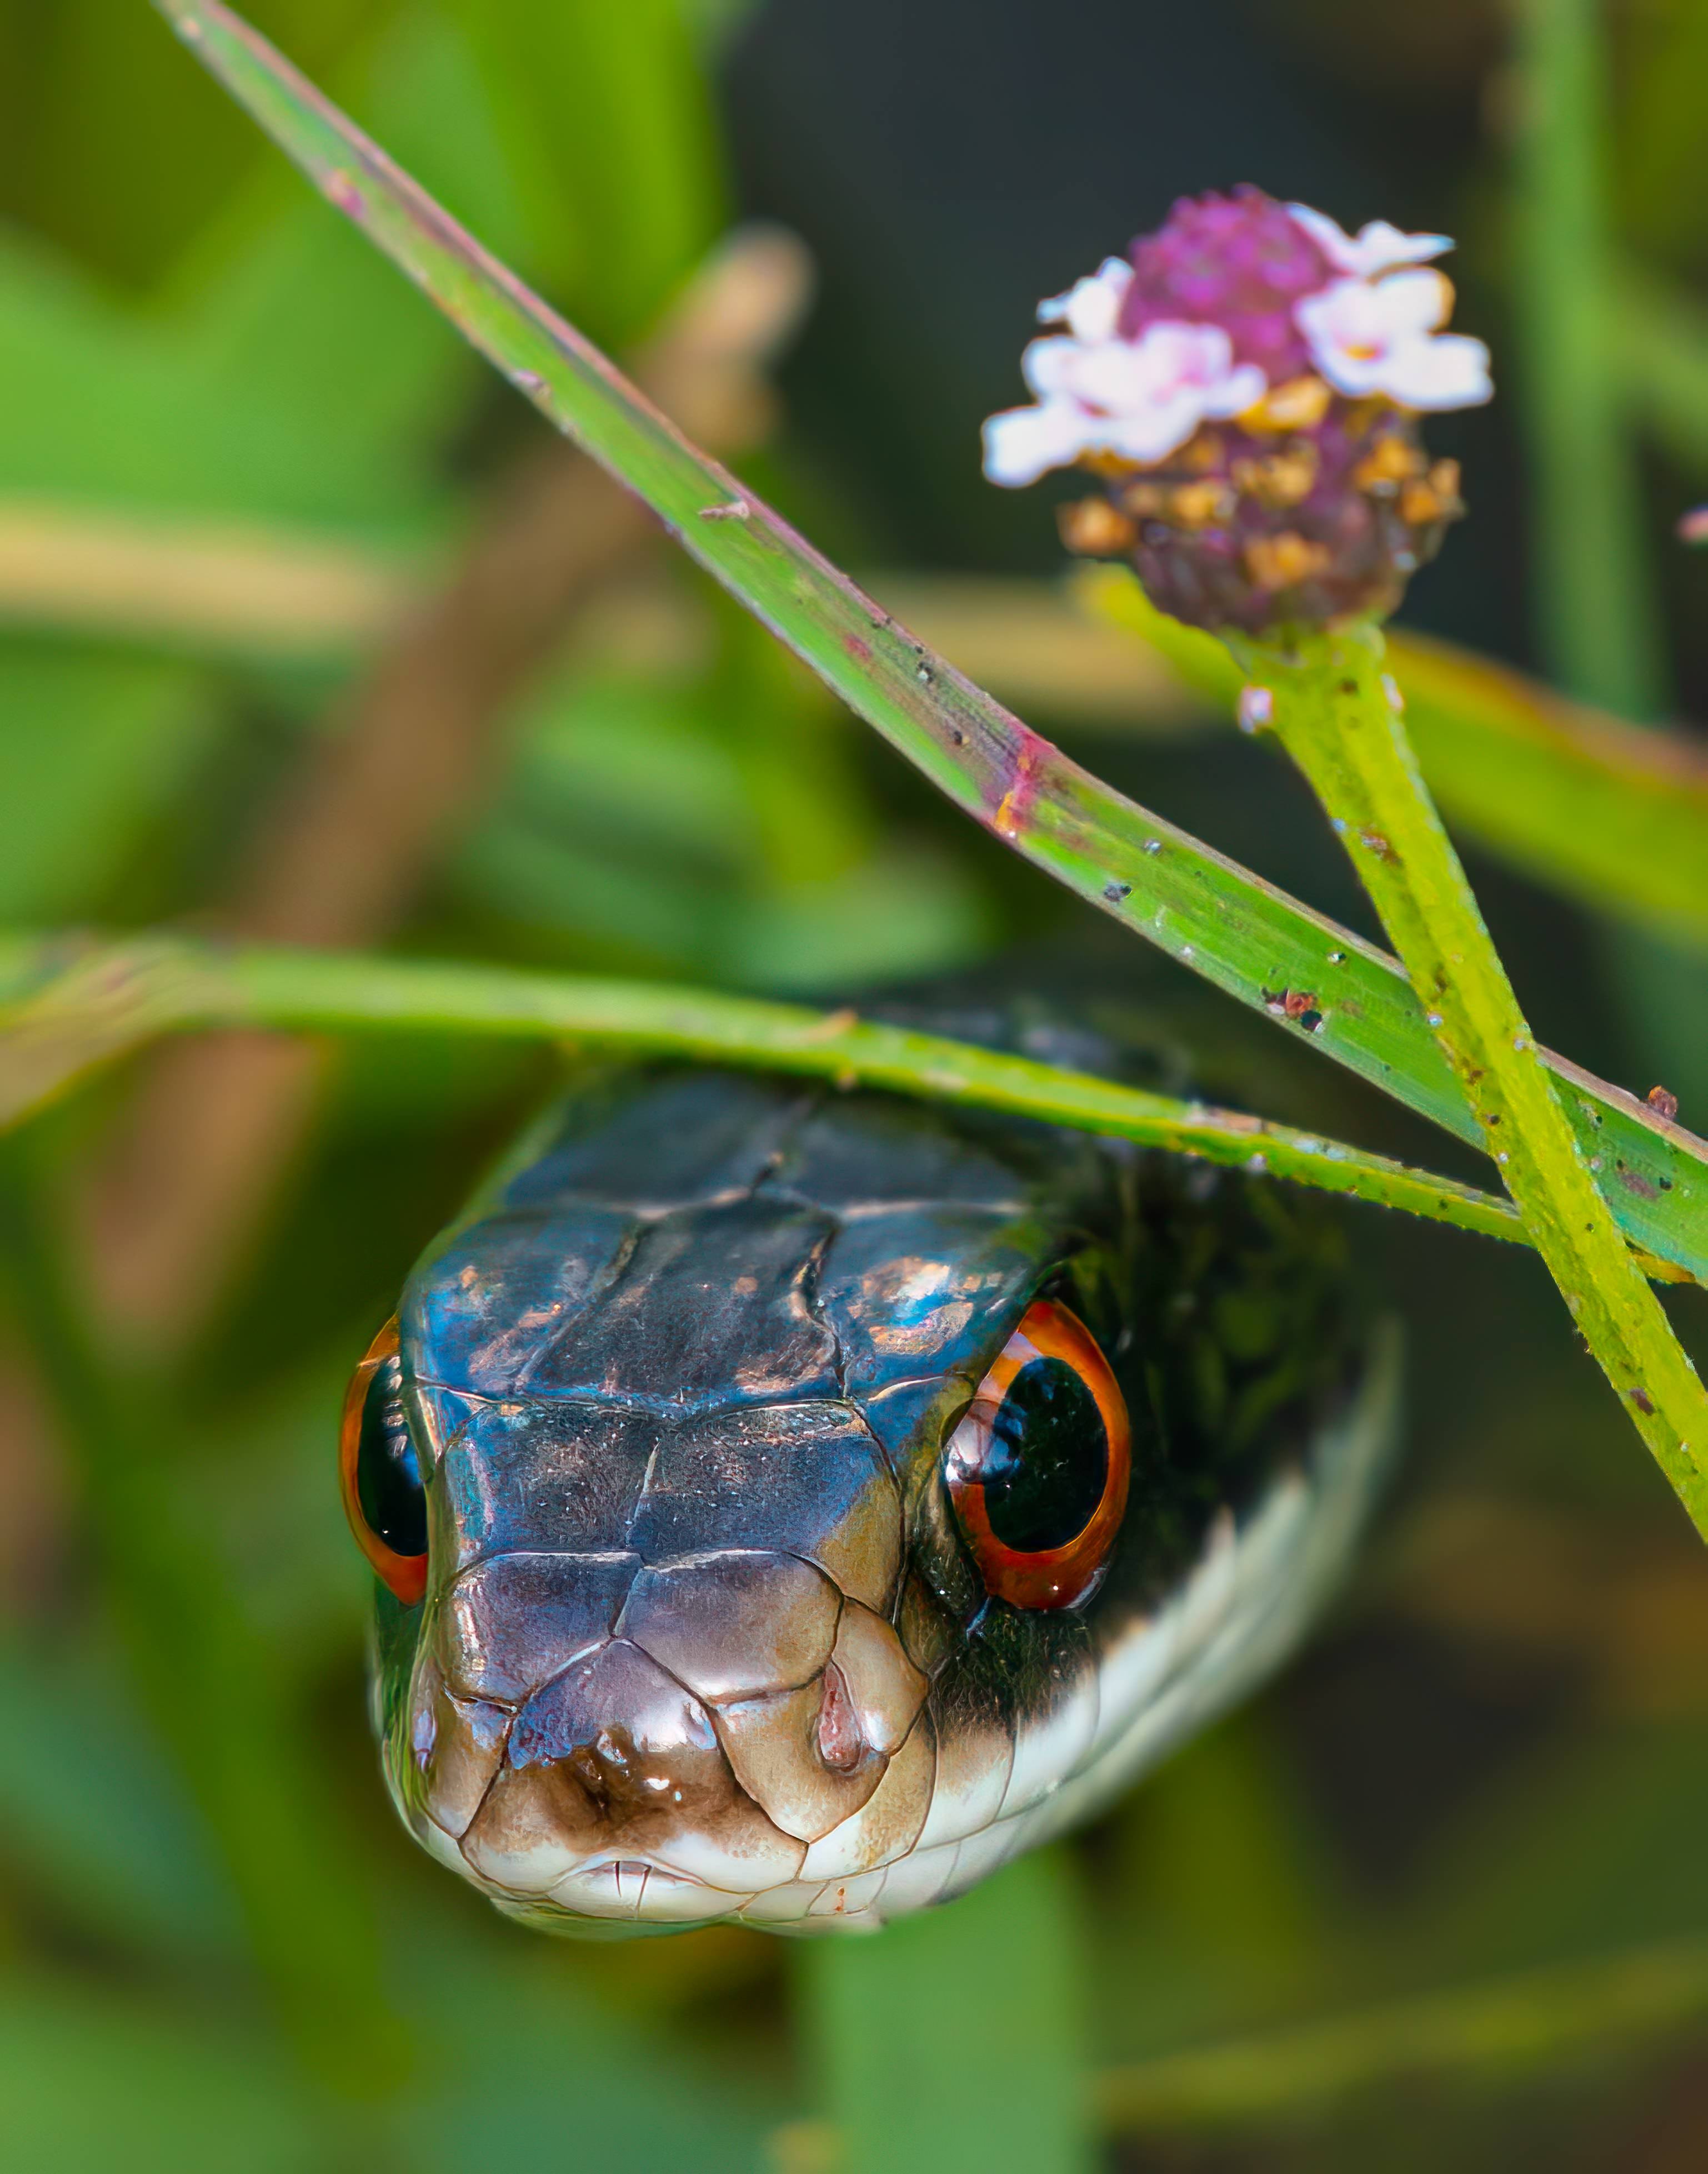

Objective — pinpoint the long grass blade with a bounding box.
[144,2,1708,1284]
[0,930,1575,1262]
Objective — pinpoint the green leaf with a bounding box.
[137,2,1708,1283]
[0,648,216,919]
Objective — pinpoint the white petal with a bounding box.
[1101,387,1210,464]
[1069,337,1175,412]
[1376,266,1454,334]
[1373,333,1494,411]
[1200,361,1269,418]
[1296,268,1453,369]
[1065,259,1133,342]
[1288,202,1453,278]
[1020,334,1088,398]
[981,400,1098,486]
[1286,202,1361,270]
[1036,257,1131,342]
[1296,272,1492,411]
[1135,320,1235,381]
[1353,219,1454,272]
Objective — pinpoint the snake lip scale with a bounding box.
[349,998,1399,1937]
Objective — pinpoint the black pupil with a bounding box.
[983,1356,1108,1552]
[356,1356,426,1558]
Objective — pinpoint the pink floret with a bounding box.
[1119,184,1331,383]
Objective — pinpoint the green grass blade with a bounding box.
[1086,567,1708,952]
[144,2,1708,1282]
[798,1850,1095,2174]
[0,931,1562,1261]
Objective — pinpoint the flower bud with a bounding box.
[983,186,1490,633]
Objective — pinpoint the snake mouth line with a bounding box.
[535,1852,757,1924]
[570,1853,704,1888]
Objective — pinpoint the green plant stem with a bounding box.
[0,931,1554,1261]
[1230,624,1708,1533]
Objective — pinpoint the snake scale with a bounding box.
[341,989,1399,1937]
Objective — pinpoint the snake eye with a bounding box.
[944,1298,1131,1610]
[339,1318,428,1607]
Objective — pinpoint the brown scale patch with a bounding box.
[461,1640,804,1896]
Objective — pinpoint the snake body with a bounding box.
[356,996,1398,1936]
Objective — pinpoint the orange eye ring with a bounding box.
[338,1316,429,1608]
[945,1297,1130,1610]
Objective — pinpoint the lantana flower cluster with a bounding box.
[983,187,1492,632]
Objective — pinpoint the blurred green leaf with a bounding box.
[0,0,397,288]
[0,648,216,920]
[1616,0,1708,263]
[398,1925,782,2172]
[436,0,726,343]
[454,633,988,989]
[0,1159,409,2099]
[1511,0,1667,721]
[798,1848,1095,2174]
[0,1968,319,2174]
[0,1630,243,1962]
[1617,262,1708,475]
[1097,1928,1708,2136]
[164,11,536,531]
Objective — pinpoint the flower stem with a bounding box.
[1227,619,1708,1535]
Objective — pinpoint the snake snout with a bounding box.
[453,1634,804,1905]
[409,1543,935,1922]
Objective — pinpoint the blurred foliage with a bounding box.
[2,2,1708,2172]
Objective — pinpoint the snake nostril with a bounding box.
[817,1661,865,1773]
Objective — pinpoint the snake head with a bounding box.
[343,1063,1394,1936]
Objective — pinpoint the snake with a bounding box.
[339,988,1400,1937]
